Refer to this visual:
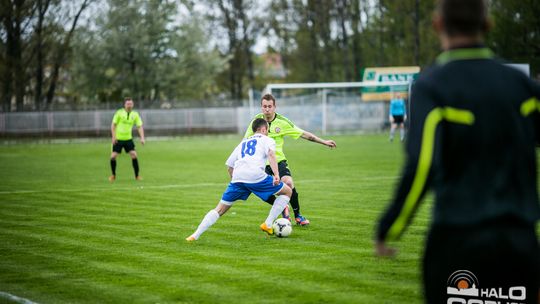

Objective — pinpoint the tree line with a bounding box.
[1,0,538,111]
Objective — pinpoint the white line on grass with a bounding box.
[0,291,39,304]
[0,176,398,196]
[0,182,224,195]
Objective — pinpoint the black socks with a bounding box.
[110,159,116,175]
[290,188,300,217]
[111,158,140,178]
[132,158,139,177]
[265,195,276,205]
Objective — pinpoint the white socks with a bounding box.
[390,127,405,141]
[191,209,220,240]
[190,196,290,240]
[265,195,290,227]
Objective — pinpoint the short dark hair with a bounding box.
[438,0,489,37]
[251,118,268,133]
[124,97,133,102]
[261,94,276,105]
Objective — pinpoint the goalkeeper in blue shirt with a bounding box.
[389,92,407,142]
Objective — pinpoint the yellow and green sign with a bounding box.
[361,66,420,101]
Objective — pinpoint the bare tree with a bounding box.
[0,0,15,112]
[237,0,254,89]
[34,0,51,109]
[45,0,92,108]
[1,0,36,111]
[337,0,351,81]
[217,0,241,99]
[350,0,364,80]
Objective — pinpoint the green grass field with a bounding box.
[0,134,455,303]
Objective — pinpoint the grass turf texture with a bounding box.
[0,134,532,304]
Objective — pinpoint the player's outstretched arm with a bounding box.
[301,131,336,148]
[137,126,145,145]
[375,80,435,257]
[267,149,280,185]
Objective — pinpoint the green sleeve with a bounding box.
[112,110,120,124]
[135,112,143,127]
[283,124,304,139]
[244,119,255,138]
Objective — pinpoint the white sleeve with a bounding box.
[225,144,241,168]
[266,137,276,152]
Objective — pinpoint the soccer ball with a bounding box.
[273,218,292,238]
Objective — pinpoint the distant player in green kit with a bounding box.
[109,98,145,181]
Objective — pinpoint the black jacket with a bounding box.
[377,47,540,242]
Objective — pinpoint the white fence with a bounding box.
[0,97,388,137]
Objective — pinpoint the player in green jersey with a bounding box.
[109,98,145,181]
[245,93,336,225]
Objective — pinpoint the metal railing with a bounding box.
[0,96,389,138]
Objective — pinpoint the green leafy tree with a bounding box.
[488,0,540,77]
[68,0,225,103]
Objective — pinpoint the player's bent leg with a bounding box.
[186,201,232,241]
[292,189,310,226]
[263,195,291,221]
[277,176,294,221]
[262,167,273,204]
[280,204,291,221]
[263,165,279,206]
[260,184,292,235]
[281,176,309,226]
[276,184,292,197]
[399,123,405,142]
[264,194,290,224]
[281,176,294,189]
[264,195,276,205]
[214,202,232,216]
[129,150,141,179]
[389,123,396,141]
